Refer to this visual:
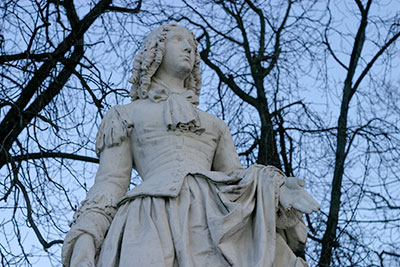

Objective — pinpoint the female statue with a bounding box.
[62,23,319,267]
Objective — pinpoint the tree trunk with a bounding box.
[257,104,281,169]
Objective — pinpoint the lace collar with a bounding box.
[147,85,205,135]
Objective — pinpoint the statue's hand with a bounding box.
[279,177,320,214]
[70,233,96,267]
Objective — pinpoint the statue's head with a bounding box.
[129,23,202,101]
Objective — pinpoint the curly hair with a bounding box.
[129,23,202,102]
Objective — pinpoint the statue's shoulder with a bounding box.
[95,103,137,156]
[116,99,143,114]
[106,99,152,120]
[102,102,137,123]
[195,108,229,134]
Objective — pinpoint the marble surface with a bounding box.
[62,23,319,267]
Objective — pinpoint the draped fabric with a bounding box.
[98,166,307,267]
[63,88,309,267]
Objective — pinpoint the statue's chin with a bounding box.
[176,65,193,80]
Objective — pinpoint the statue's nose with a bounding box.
[183,41,192,53]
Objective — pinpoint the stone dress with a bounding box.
[62,88,308,267]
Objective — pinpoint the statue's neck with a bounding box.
[150,76,186,94]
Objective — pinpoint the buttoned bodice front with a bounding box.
[91,96,242,206]
[122,98,241,200]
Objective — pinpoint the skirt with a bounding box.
[97,165,307,267]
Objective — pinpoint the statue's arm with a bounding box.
[62,105,134,266]
[211,121,243,172]
[212,120,320,255]
[213,121,319,215]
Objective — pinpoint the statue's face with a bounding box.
[158,26,196,80]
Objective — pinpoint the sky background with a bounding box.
[1,0,399,266]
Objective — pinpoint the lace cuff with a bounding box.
[62,190,120,266]
[70,189,120,226]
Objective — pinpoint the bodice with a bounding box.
[129,99,220,179]
[117,99,241,202]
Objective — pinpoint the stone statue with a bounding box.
[62,23,320,267]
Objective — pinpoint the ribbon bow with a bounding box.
[148,88,205,135]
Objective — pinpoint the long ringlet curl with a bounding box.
[129,23,202,103]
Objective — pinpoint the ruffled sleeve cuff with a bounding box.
[70,189,120,227]
[95,105,134,157]
[62,190,119,266]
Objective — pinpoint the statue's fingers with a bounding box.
[309,197,320,211]
[292,192,320,214]
[293,203,313,214]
